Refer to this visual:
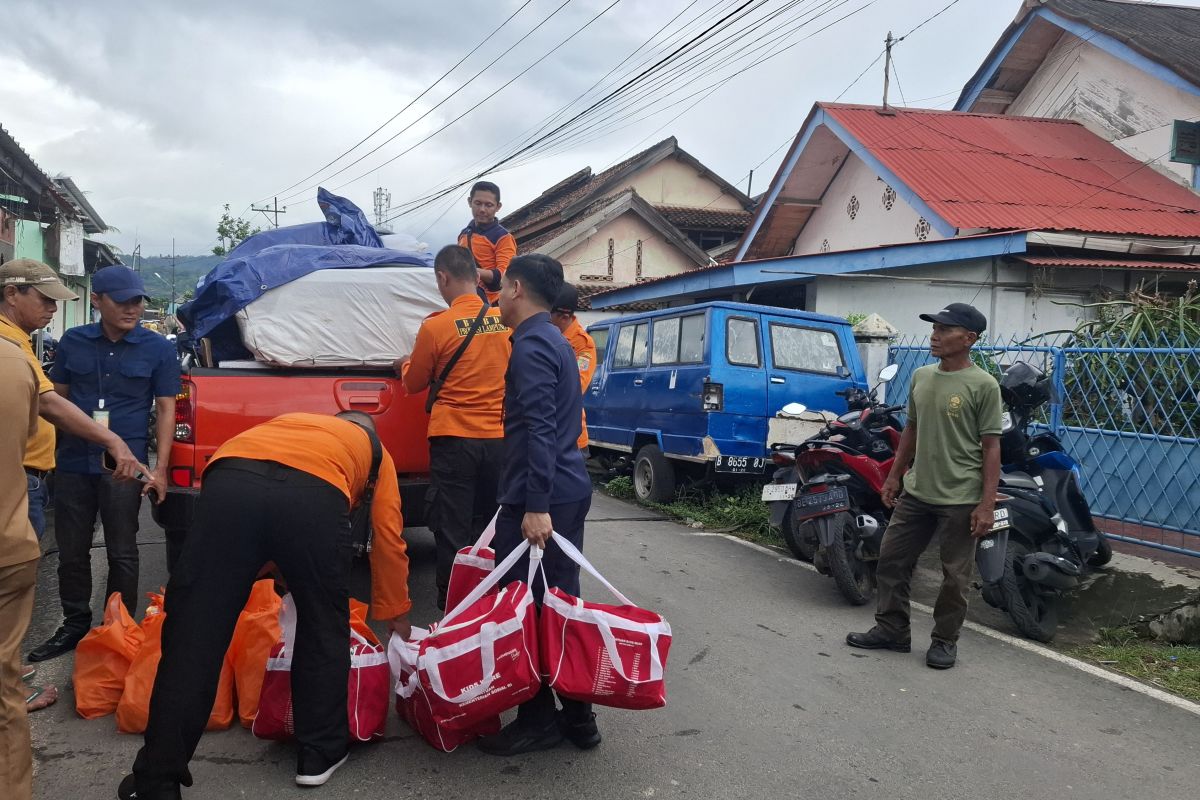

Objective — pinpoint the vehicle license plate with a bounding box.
[715,455,767,474]
[761,483,797,502]
[991,506,1011,531]
[793,485,850,520]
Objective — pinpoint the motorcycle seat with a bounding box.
[999,473,1041,491]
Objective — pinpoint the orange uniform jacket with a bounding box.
[459,220,516,304]
[207,413,411,620]
[402,293,510,439]
[563,318,597,449]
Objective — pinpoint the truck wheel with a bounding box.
[1087,534,1113,568]
[780,508,816,562]
[823,512,873,606]
[633,445,676,504]
[1001,540,1059,642]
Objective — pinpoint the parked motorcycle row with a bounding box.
[762,361,1111,643]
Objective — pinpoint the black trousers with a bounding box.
[133,460,354,787]
[428,436,503,605]
[54,471,143,632]
[493,497,592,727]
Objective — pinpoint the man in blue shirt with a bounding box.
[476,254,596,757]
[28,266,181,663]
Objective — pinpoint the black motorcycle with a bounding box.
[975,361,1111,642]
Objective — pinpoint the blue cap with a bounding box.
[92,266,150,302]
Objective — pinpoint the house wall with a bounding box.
[793,155,947,256]
[557,210,698,288]
[808,259,1129,340]
[1008,34,1200,187]
[14,219,46,262]
[625,158,745,210]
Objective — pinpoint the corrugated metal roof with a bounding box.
[821,103,1200,238]
[1019,256,1200,271]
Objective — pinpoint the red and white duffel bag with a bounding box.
[387,627,500,752]
[417,541,543,732]
[540,532,672,710]
[253,594,391,742]
[444,510,499,612]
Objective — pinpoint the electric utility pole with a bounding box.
[251,197,287,228]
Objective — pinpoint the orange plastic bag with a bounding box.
[73,592,145,719]
[115,592,237,733]
[349,599,380,646]
[229,580,282,727]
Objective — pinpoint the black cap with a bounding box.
[552,283,579,314]
[919,302,986,334]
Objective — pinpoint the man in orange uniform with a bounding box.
[458,180,516,304]
[549,284,596,456]
[120,412,411,798]
[397,244,510,609]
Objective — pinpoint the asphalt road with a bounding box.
[22,493,1200,800]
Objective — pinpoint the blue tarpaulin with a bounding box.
[225,187,384,260]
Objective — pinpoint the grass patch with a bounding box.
[600,477,784,548]
[1071,627,1200,703]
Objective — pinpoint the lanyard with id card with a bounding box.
[94,398,110,428]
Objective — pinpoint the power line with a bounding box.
[275,0,581,204]
[260,0,537,202]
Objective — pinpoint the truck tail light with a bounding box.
[702,381,723,411]
[174,380,195,443]
[169,467,193,487]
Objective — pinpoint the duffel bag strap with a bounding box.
[468,509,500,556]
[549,532,635,606]
[441,539,531,625]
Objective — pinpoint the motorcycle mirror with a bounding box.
[878,364,899,383]
[779,402,808,418]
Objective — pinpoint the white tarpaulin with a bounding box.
[57,219,85,276]
[236,266,445,367]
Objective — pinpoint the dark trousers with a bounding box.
[493,497,592,727]
[54,471,143,632]
[133,460,354,788]
[874,494,977,644]
[428,436,503,605]
[25,472,49,541]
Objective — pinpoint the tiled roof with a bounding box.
[821,103,1200,237]
[502,138,677,232]
[1040,0,1200,89]
[655,205,753,230]
[1019,256,1200,271]
[575,282,662,313]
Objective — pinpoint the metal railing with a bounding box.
[888,333,1200,559]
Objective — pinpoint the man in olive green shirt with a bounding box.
[847,303,1002,669]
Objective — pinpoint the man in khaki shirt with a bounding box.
[0,337,41,800]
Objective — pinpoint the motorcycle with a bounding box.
[762,364,906,605]
[974,361,1111,642]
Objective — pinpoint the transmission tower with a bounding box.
[373,187,392,227]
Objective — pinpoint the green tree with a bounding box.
[212,204,261,256]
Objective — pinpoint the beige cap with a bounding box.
[0,258,79,301]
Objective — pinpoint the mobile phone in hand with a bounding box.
[101,452,149,482]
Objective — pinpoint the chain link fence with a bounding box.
[888,333,1200,559]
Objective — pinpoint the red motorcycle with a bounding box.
[765,365,904,605]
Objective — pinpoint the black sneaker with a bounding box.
[28,626,86,663]
[295,747,348,787]
[477,718,564,756]
[926,640,957,670]
[845,627,911,653]
[559,711,601,750]
[117,774,181,800]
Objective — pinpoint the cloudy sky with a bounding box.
[4,0,1054,257]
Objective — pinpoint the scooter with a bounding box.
[762,365,905,605]
[975,361,1111,642]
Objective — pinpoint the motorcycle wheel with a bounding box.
[1000,540,1059,643]
[1088,534,1113,568]
[823,512,874,606]
[780,508,816,563]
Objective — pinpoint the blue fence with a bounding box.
[888,334,1200,559]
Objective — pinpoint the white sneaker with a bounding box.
[295,751,348,787]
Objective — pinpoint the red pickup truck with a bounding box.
[152,364,431,541]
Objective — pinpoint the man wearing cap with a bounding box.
[846,303,1002,670]
[28,265,180,663]
[549,283,597,456]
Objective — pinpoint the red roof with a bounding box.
[1019,256,1200,271]
[821,103,1200,238]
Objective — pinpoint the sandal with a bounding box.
[26,684,59,713]
[22,664,36,682]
